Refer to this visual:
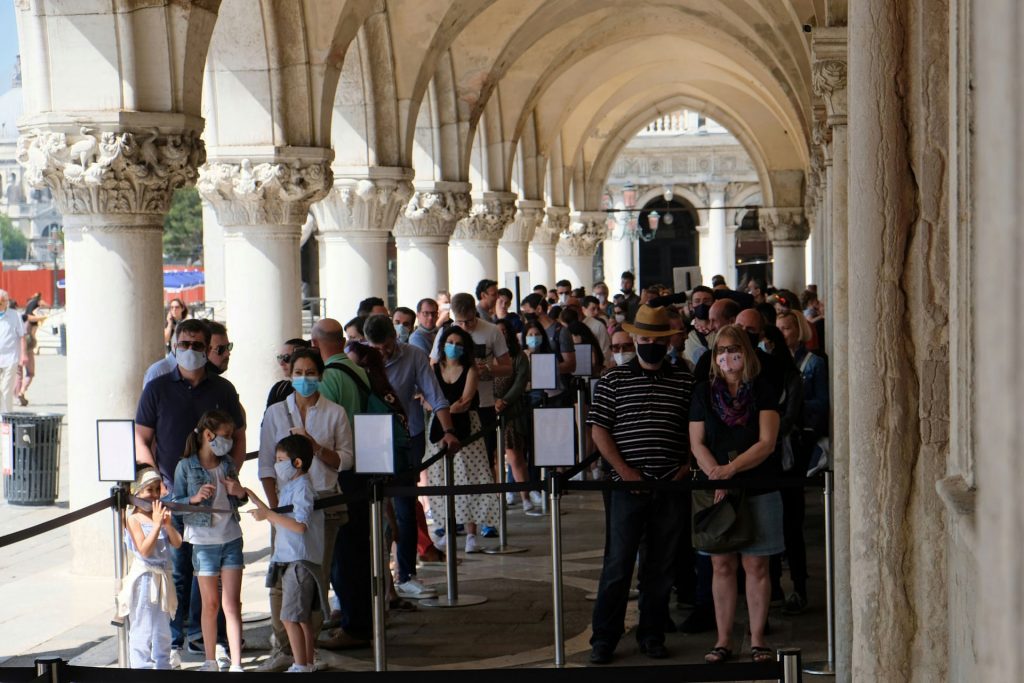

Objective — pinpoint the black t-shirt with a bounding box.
[690,375,781,494]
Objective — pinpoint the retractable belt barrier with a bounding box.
[10,651,805,682]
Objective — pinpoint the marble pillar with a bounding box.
[556,211,606,290]
[708,183,729,282]
[448,192,517,296]
[530,206,567,288]
[393,182,470,308]
[201,199,226,316]
[813,28,851,681]
[16,124,204,573]
[311,168,414,319]
[498,199,544,279]
[603,215,634,288]
[199,151,333,430]
[848,2,949,679]
[759,209,808,293]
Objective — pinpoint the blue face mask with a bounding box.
[526,336,543,350]
[444,342,464,360]
[291,376,320,397]
[395,323,410,344]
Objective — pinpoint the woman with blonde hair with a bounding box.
[689,324,782,665]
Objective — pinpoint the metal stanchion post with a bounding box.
[422,453,487,608]
[574,378,587,467]
[540,467,549,514]
[779,648,803,682]
[111,484,129,668]
[548,474,566,667]
[369,479,388,671]
[804,471,835,676]
[35,657,64,683]
[485,416,526,555]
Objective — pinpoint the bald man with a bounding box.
[708,299,740,332]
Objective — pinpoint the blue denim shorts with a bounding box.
[191,537,244,576]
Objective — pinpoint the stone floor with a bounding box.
[0,355,831,677]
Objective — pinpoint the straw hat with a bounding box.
[622,305,676,338]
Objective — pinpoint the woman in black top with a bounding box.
[265,338,310,408]
[689,324,781,665]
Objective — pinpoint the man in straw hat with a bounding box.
[586,305,695,664]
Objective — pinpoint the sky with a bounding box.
[0,2,20,95]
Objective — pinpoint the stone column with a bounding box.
[760,209,808,293]
[498,198,544,278]
[813,28,851,681]
[199,151,333,427]
[603,214,634,287]
[311,168,413,319]
[448,191,517,296]
[707,183,729,282]
[201,199,226,316]
[556,211,606,290]
[17,124,204,573]
[392,182,470,307]
[530,206,567,288]
[848,3,949,679]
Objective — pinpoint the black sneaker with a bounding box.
[639,640,669,659]
[680,606,716,634]
[186,638,205,655]
[783,592,808,615]
[589,643,614,665]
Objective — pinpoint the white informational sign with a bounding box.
[96,419,137,482]
[477,379,496,408]
[673,266,704,292]
[530,353,558,390]
[354,414,396,474]
[573,344,592,377]
[590,378,600,401]
[533,408,577,466]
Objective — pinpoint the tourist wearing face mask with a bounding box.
[689,324,783,666]
[172,410,248,672]
[135,318,247,664]
[257,348,354,672]
[618,271,641,323]
[608,329,636,368]
[392,306,416,345]
[586,306,694,664]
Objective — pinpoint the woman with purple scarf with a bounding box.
[689,324,782,665]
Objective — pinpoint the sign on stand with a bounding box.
[96,419,136,483]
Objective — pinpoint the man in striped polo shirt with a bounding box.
[586,305,694,665]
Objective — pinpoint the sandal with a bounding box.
[704,646,733,664]
[751,646,773,663]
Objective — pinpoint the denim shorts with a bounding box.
[191,537,244,576]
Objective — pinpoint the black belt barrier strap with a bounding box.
[556,451,602,482]
[0,495,115,549]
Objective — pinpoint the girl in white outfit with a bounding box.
[117,468,182,669]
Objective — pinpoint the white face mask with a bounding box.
[177,349,207,372]
[613,351,636,366]
[614,314,626,323]
[210,435,233,457]
[274,459,296,485]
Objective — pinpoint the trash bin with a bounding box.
[1,413,63,505]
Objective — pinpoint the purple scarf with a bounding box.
[711,378,754,427]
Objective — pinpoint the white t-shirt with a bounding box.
[583,316,612,365]
[184,467,243,546]
[0,309,25,368]
[258,393,354,492]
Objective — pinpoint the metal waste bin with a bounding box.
[2,413,63,505]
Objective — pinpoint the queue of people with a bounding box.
[120,271,828,671]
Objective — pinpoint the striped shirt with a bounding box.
[587,358,694,480]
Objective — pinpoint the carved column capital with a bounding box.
[309,168,414,236]
[557,211,608,257]
[501,199,546,243]
[16,126,205,216]
[760,208,810,243]
[198,150,334,226]
[392,181,472,240]
[812,27,849,127]
[452,191,518,243]
[534,206,570,245]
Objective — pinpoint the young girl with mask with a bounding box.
[117,468,182,669]
[256,348,353,671]
[172,410,247,672]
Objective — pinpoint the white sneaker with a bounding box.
[256,650,294,672]
[522,500,544,517]
[198,660,219,672]
[312,654,326,672]
[505,492,516,505]
[285,663,311,673]
[215,643,231,670]
[396,578,438,599]
[434,533,447,551]
[465,533,480,553]
[169,649,181,670]
[529,490,545,506]
[228,664,244,673]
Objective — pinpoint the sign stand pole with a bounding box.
[484,416,527,554]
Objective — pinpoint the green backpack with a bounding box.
[325,362,414,473]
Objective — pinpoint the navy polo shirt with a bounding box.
[136,366,246,485]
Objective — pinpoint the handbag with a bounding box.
[691,488,755,553]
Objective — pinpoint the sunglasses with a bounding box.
[212,342,233,355]
[276,353,291,364]
[610,344,635,352]
[715,344,742,355]
[176,340,206,352]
